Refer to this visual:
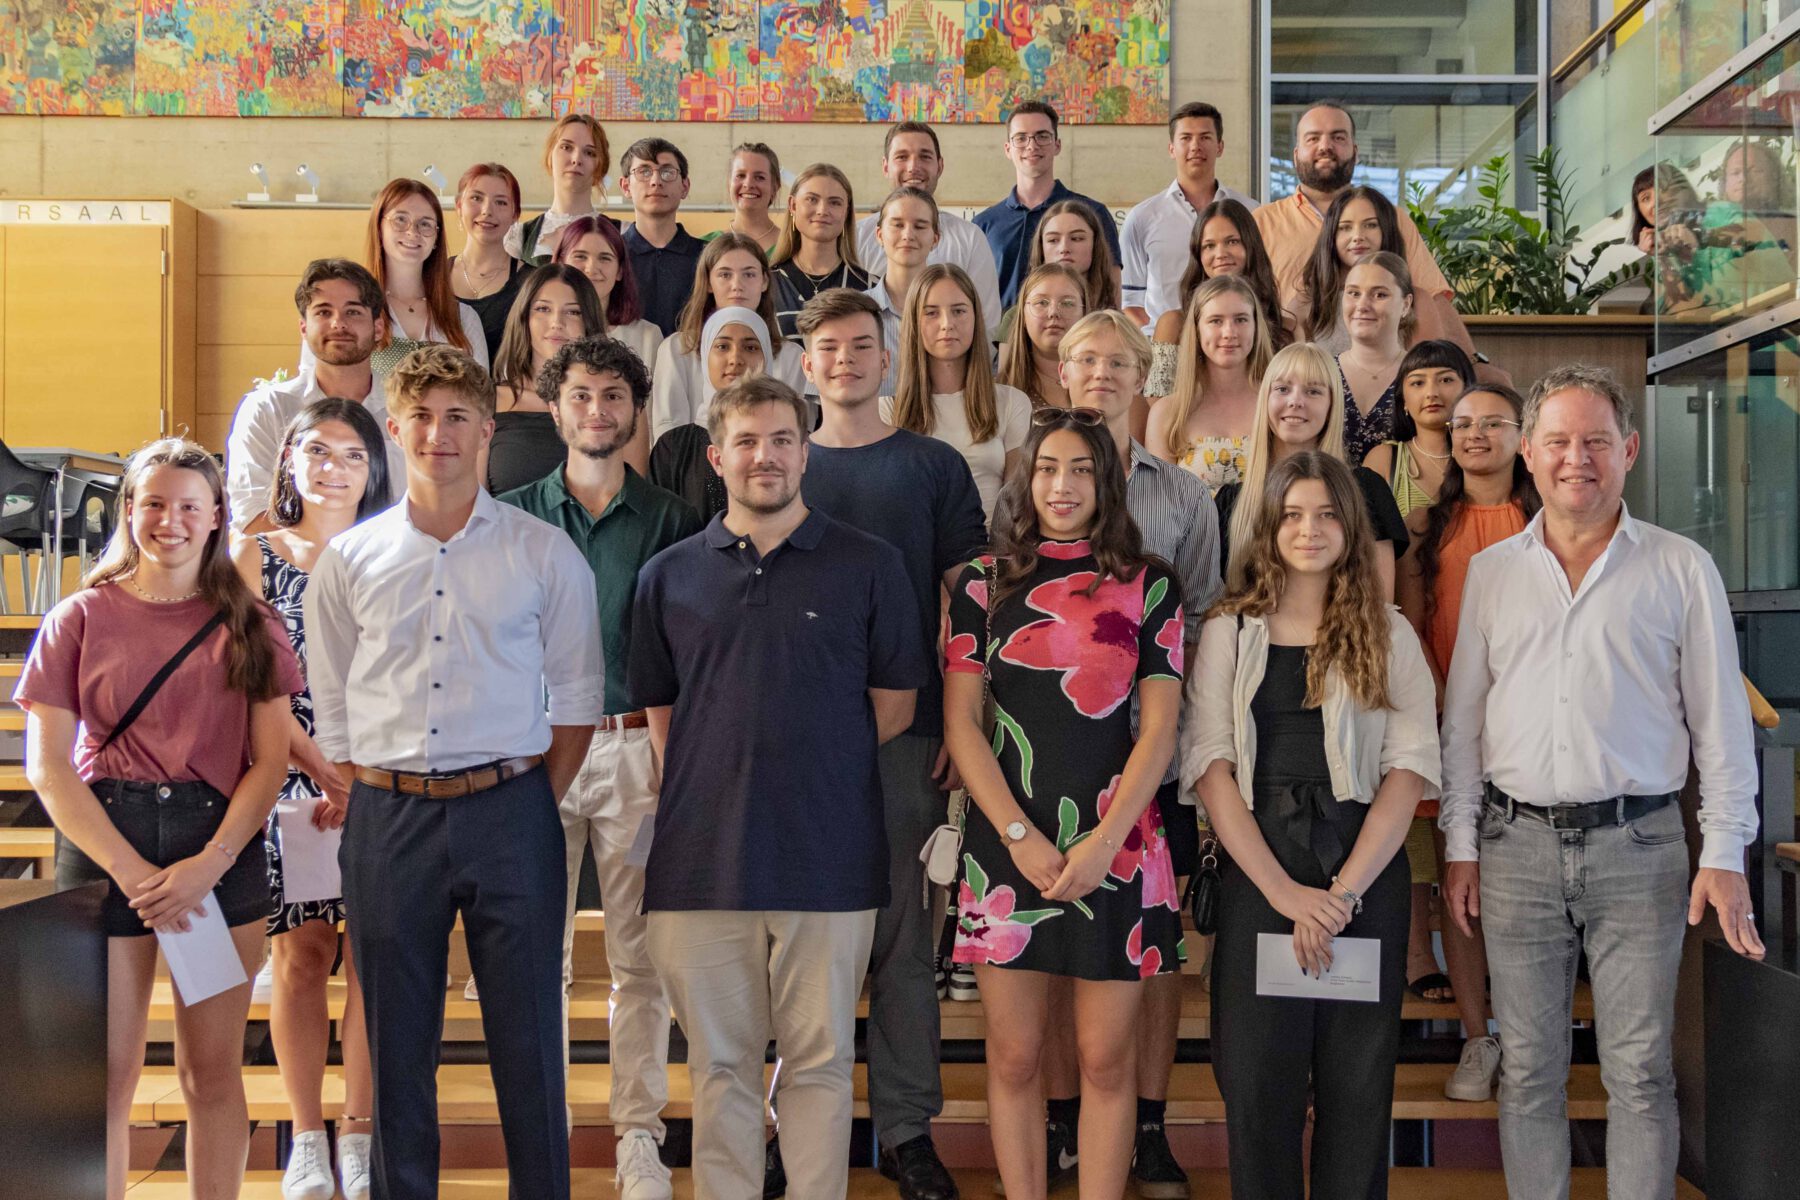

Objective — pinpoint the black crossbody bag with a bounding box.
[97,611,226,754]
[1182,614,1239,936]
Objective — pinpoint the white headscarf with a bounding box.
[699,305,776,413]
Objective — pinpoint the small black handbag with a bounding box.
[1184,829,1224,936]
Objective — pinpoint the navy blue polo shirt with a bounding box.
[974,179,1122,309]
[629,508,927,912]
[623,222,706,337]
[803,429,987,740]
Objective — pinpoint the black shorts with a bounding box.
[1158,780,1201,878]
[56,778,272,939]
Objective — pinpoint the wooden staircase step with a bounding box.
[123,1167,1705,1197]
[0,825,54,865]
[130,1062,1608,1126]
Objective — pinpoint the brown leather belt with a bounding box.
[598,710,649,733]
[355,755,544,799]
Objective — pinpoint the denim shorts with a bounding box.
[56,778,272,938]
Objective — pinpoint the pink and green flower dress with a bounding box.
[945,540,1186,982]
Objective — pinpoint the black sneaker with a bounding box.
[763,1131,786,1200]
[1130,1122,1189,1199]
[993,1119,1076,1196]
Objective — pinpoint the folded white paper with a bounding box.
[624,813,655,870]
[157,900,248,1006]
[1254,932,1380,1002]
[274,795,343,905]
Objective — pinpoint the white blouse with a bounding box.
[609,319,665,375]
[878,385,1031,521]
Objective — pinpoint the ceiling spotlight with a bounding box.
[247,162,271,204]
[294,163,320,204]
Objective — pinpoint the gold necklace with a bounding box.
[458,255,504,297]
[127,576,202,603]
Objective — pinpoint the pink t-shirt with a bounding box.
[18,584,303,798]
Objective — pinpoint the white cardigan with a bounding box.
[1179,608,1441,809]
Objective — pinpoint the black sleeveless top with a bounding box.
[455,257,527,365]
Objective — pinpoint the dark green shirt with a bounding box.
[498,466,701,715]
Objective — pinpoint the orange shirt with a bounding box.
[1426,500,1529,682]
[1255,191,1454,326]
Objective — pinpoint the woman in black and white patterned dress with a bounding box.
[230,397,394,1200]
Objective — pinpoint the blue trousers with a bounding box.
[341,765,570,1200]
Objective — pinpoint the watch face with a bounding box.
[1006,821,1027,842]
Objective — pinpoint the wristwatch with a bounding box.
[1004,820,1029,844]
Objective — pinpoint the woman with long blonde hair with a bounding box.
[21,440,302,1200]
[1145,275,1273,493]
[769,163,873,340]
[879,263,1030,519]
[1211,342,1408,598]
[1183,449,1438,1200]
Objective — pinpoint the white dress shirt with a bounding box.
[303,490,603,772]
[1181,609,1441,808]
[225,365,407,531]
[856,210,1004,340]
[649,335,806,442]
[1121,179,1261,325]
[1438,506,1759,871]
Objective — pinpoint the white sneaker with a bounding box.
[463,975,479,1001]
[282,1129,335,1200]
[252,958,275,1006]
[338,1130,373,1200]
[948,962,979,1001]
[1444,1035,1501,1101]
[615,1128,673,1200]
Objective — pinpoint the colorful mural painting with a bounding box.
[0,0,1169,121]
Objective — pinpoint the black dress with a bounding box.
[649,423,727,523]
[487,410,564,494]
[1214,465,1409,579]
[455,257,527,365]
[1334,357,1400,467]
[946,544,1186,981]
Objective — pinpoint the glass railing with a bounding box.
[1650,29,1800,361]
[1657,0,1800,109]
[1551,4,1657,237]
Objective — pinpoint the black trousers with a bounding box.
[1210,784,1410,1200]
[341,764,570,1200]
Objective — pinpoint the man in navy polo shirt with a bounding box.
[974,100,1122,310]
[794,287,987,1200]
[629,374,926,1200]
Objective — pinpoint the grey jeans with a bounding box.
[1478,796,1689,1200]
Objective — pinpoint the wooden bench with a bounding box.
[0,826,54,875]
[129,1061,1610,1127]
[121,1167,1705,1198]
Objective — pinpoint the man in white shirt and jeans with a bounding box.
[855,121,1004,340]
[305,345,602,1200]
[1440,363,1764,1200]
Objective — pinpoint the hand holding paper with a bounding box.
[1256,933,1381,1002]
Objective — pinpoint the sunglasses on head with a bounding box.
[1030,406,1105,429]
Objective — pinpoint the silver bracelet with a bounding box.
[1329,875,1363,915]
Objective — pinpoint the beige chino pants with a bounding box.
[647,908,876,1200]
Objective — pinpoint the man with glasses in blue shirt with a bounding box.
[620,137,705,337]
[974,101,1122,310]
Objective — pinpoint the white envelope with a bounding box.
[1254,932,1381,1003]
[274,795,343,906]
[157,900,249,1006]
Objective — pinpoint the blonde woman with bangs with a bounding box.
[1181,449,1438,1200]
[1145,275,1273,493]
[770,163,874,341]
[879,263,1030,518]
[1212,342,1409,598]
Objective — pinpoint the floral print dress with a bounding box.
[945,540,1186,981]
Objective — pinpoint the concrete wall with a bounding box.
[0,1,1256,212]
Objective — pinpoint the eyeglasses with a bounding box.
[385,213,440,237]
[1068,352,1137,374]
[1448,416,1523,435]
[1030,406,1104,428]
[1008,131,1057,148]
[629,165,683,183]
[1026,297,1084,315]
